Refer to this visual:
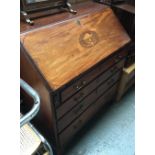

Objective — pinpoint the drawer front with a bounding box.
[57,59,125,119]
[60,50,127,103]
[59,83,118,148]
[57,71,121,133]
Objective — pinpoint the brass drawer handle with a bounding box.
[73,119,82,129]
[74,80,87,90]
[74,92,85,102]
[73,104,84,115]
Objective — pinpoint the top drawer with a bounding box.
[60,50,127,103]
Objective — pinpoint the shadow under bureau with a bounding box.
[20,2,130,154]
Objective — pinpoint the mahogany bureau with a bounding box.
[20,1,130,154]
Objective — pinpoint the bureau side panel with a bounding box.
[20,47,58,150]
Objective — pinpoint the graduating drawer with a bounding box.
[60,50,127,103]
[59,83,118,148]
[56,59,124,120]
[57,71,121,133]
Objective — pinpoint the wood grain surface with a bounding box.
[20,48,59,148]
[21,8,130,90]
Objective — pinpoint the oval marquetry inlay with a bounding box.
[79,30,99,48]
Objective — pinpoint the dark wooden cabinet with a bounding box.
[112,3,135,40]
[20,1,130,154]
[112,3,135,67]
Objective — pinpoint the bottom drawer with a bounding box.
[59,83,118,148]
